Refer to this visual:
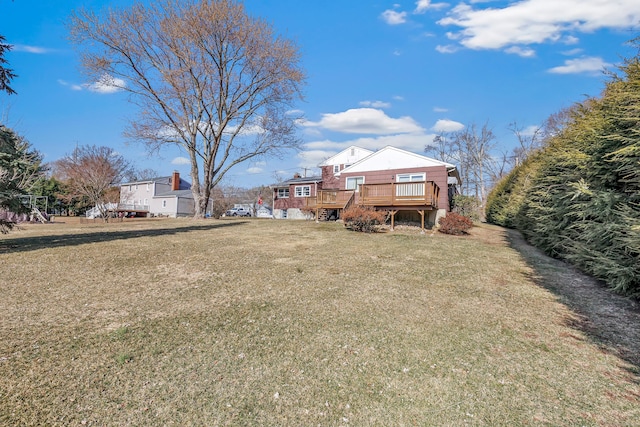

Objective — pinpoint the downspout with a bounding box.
[271,186,275,219]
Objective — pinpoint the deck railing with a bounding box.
[306,182,439,211]
[310,190,356,209]
[117,203,150,212]
[360,181,439,208]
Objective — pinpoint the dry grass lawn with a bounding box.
[1,217,639,426]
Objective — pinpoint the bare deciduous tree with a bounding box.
[52,145,132,221]
[426,122,497,206]
[68,0,306,218]
[508,121,544,167]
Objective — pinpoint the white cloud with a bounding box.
[12,44,51,54]
[381,9,408,25]
[171,157,190,165]
[548,56,611,75]
[84,74,126,94]
[57,79,83,91]
[302,108,424,135]
[520,125,542,136]
[433,107,448,113]
[504,46,536,57]
[563,35,580,45]
[562,48,584,56]
[436,44,458,54]
[246,167,263,174]
[414,0,449,13]
[432,119,465,132]
[438,0,640,51]
[359,100,391,109]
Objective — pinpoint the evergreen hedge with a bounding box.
[486,48,640,298]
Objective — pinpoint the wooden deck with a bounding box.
[360,181,439,209]
[307,181,440,210]
[305,190,355,209]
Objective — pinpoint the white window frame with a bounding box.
[294,185,311,197]
[396,173,426,183]
[333,165,340,173]
[277,188,289,198]
[345,176,364,192]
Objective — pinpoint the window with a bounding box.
[396,173,425,183]
[344,164,352,169]
[146,183,150,191]
[345,176,364,192]
[295,185,311,197]
[333,165,340,173]
[277,188,289,198]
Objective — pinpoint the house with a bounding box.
[255,206,272,218]
[119,171,197,217]
[272,146,461,229]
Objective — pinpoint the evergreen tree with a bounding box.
[0,126,44,232]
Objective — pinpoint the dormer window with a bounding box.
[333,165,340,173]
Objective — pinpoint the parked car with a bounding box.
[225,207,251,217]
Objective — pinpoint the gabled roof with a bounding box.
[272,175,323,188]
[154,189,194,198]
[318,146,374,167]
[336,146,456,176]
[121,176,170,186]
[121,175,191,190]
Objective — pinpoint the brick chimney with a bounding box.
[171,171,180,191]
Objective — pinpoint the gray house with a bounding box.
[119,171,197,217]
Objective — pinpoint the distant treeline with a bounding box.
[486,41,640,298]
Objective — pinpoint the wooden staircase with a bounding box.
[31,207,48,223]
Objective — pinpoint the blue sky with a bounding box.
[2,0,639,188]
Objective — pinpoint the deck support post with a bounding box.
[418,210,425,234]
[389,210,398,231]
[315,207,319,223]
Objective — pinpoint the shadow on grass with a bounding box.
[505,227,640,380]
[0,221,248,254]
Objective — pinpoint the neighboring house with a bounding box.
[256,206,272,218]
[272,145,461,229]
[119,171,197,218]
[272,174,323,220]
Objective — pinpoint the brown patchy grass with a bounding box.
[1,218,639,426]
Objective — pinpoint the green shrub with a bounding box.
[342,205,387,233]
[438,212,473,235]
[452,195,481,222]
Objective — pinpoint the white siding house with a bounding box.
[119,171,197,217]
